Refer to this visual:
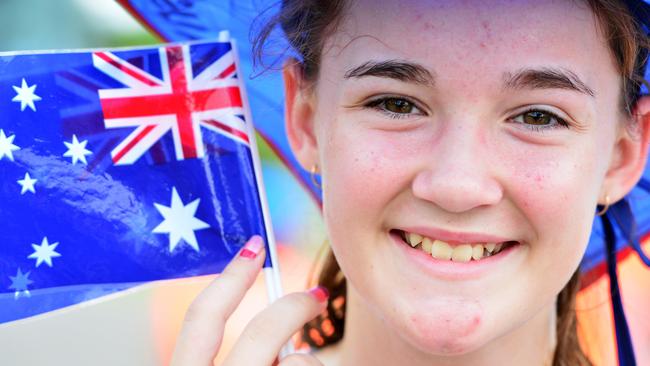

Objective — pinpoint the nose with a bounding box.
[411,125,503,213]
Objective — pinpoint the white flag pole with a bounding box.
[225,31,294,357]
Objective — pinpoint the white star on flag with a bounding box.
[17,172,37,194]
[153,187,210,252]
[12,78,42,112]
[63,134,92,165]
[0,129,20,161]
[28,237,62,267]
[8,268,34,299]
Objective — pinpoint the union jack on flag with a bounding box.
[93,43,249,165]
[0,39,273,324]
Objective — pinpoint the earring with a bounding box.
[310,164,321,189]
[596,195,610,216]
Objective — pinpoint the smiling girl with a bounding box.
[171,1,650,365]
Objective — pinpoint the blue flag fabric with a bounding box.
[117,0,321,202]
[0,40,268,324]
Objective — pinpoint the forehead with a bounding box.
[322,0,615,88]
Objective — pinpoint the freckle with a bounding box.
[481,21,493,40]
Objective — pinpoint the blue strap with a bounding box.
[610,199,650,266]
[638,177,650,192]
[602,211,637,366]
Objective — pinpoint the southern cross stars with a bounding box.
[63,134,92,165]
[12,78,42,112]
[17,172,37,194]
[28,237,62,267]
[0,129,20,161]
[153,187,210,252]
[9,268,34,299]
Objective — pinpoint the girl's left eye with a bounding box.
[365,97,425,119]
[511,109,570,131]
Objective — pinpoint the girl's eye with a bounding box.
[365,97,424,119]
[511,109,570,131]
[384,98,414,114]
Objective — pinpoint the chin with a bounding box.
[389,296,493,356]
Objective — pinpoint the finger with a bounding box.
[171,235,266,366]
[221,287,329,366]
[278,353,324,366]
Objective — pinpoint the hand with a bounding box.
[171,235,329,366]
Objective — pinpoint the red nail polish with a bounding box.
[308,286,329,302]
[239,235,264,259]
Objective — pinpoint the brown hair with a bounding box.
[254,0,649,364]
[585,0,650,115]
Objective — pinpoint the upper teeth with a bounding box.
[404,231,506,262]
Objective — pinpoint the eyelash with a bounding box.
[363,97,573,132]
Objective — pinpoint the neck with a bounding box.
[334,286,557,366]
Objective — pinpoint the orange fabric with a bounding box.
[577,240,650,366]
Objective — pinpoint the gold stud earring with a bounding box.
[596,195,610,216]
[310,164,321,189]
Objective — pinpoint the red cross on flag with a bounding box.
[92,44,248,165]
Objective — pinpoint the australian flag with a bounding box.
[0,39,270,324]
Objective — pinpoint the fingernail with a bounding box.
[308,286,329,302]
[239,235,264,259]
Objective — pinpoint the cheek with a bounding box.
[321,125,416,226]
[510,153,599,236]
[498,142,599,282]
[319,121,419,290]
[498,138,600,230]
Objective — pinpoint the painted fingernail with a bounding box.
[308,286,329,302]
[239,235,264,259]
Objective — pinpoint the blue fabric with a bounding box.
[0,40,268,323]
[603,211,637,366]
[117,0,321,200]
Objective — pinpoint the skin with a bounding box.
[172,1,650,365]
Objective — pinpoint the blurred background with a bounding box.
[0,1,647,365]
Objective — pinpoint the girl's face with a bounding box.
[287,0,647,355]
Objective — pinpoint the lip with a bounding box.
[397,226,515,245]
[389,230,523,281]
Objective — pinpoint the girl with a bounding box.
[172,1,650,365]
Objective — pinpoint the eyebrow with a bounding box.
[343,59,435,86]
[503,67,595,97]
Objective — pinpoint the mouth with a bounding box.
[391,229,520,262]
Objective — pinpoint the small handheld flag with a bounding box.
[0,34,282,324]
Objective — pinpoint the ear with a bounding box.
[602,95,650,203]
[282,58,319,170]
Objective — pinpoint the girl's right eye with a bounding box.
[365,96,425,119]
